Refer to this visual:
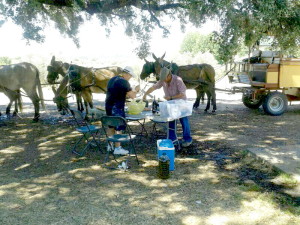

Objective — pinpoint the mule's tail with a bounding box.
[36,68,46,111]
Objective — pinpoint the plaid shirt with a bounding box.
[152,75,187,100]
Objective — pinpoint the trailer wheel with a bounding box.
[262,92,287,116]
[242,93,263,109]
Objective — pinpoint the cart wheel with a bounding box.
[242,93,263,109]
[262,92,287,116]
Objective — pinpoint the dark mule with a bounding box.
[0,62,45,121]
[140,57,206,108]
[140,53,216,112]
[47,56,87,112]
[52,65,120,116]
[48,56,122,114]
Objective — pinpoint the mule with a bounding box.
[48,56,122,113]
[0,62,45,121]
[140,59,205,105]
[52,64,120,116]
[47,56,87,112]
[140,53,216,112]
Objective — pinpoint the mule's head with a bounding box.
[47,66,60,84]
[140,59,155,80]
[52,86,69,115]
[152,53,171,80]
[47,56,64,84]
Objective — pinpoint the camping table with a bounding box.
[126,111,181,150]
[126,111,153,138]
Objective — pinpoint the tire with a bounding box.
[262,92,287,116]
[242,93,263,109]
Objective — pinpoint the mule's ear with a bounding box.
[52,86,57,95]
[167,63,171,69]
[161,52,166,60]
[152,53,158,61]
[144,59,149,63]
[51,56,55,65]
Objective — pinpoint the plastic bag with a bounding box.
[127,100,146,115]
[159,99,193,119]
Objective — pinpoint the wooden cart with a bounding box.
[228,53,300,115]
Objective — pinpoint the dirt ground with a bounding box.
[0,88,300,225]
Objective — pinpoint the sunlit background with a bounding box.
[0,18,219,63]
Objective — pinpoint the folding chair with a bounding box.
[100,116,139,165]
[70,109,102,156]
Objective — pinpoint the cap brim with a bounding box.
[159,68,170,80]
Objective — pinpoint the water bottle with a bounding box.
[158,153,170,179]
[152,96,158,114]
[157,98,160,112]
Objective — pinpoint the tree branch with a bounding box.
[36,0,185,14]
[37,0,73,7]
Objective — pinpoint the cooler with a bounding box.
[157,139,175,171]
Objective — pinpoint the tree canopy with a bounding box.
[180,33,249,64]
[180,33,213,56]
[0,0,299,61]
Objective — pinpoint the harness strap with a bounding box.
[74,69,107,93]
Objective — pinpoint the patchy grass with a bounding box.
[0,108,300,225]
[272,173,299,188]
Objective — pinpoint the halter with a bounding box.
[47,62,65,83]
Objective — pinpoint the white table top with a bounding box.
[90,109,179,122]
[126,111,177,122]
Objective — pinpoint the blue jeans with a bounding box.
[168,116,192,142]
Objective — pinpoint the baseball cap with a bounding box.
[123,66,136,78]
[159,67,170,81]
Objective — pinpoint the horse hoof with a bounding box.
[204,110,208,113]
[33,114,40,122]
[212,110,216,113]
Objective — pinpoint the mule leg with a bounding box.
[80,97,84,112]
[204,91,211,112]
[75,93,84,112]
[81,90,93,120]
[211,86,217,113]
[28,92,40,122]
[76,95,80,111]
[4,89,18,116]
[85,99,94,118]
[13,99,18,116]
[193,87,201,109]
[200,91,205,104]
[6,101,13,115]
[12,90,22,116]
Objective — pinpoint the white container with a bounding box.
[159,99,193,120]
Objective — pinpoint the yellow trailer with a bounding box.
[229,57,300,115]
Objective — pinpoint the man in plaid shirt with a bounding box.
[143,67,192,147]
